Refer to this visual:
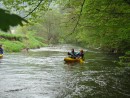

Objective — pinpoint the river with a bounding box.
[0,44,130,98]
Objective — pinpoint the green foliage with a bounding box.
[0,8,28,32]
[125,51,130,56]
[0,0,53,32]
[0,39,24,52]
[58,0,130,53]
[27,10,63,45]
[0,32,24,41]
[118,50,130,65]
[24,31,45,48]
[0,32,45,52]
[119,56,130,63]
[1,0,50,20]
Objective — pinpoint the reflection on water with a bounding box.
[0,44,130,98]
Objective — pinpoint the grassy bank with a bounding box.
[0,32,46,52]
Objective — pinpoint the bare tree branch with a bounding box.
[71,0,86,34]
[23,0,44,18]
[61,0,86,41]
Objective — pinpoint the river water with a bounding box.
[0,44,130,98]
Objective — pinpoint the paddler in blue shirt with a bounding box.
[0,44,3,54]
[68,48,77,59]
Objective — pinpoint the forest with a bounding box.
[0,0,130,60]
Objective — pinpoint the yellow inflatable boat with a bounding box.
[64,57,84,63]
[0,54,3,59]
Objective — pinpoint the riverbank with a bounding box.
[0,32,46,52]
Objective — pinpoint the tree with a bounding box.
[0,0,50,32]
[37,10,62,44]
[57,0,130,53]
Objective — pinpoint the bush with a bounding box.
[0,31,47,52]
[125,51,130,56]
[1,40,24,52]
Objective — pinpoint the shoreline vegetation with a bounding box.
[1,32,130,66]
[0,32,46,52]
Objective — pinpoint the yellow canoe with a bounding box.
[64,57,84,63]
[0,54,3,59]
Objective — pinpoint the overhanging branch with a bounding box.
[23,0,44,18]
[71,0,86,34]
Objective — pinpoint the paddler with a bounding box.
[68,48,77,59]
[0,44,3,54]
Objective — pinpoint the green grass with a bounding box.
[1,40,24,52]
[0,32,24,41]
[27,36,44,48]
[0,32,46,52]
